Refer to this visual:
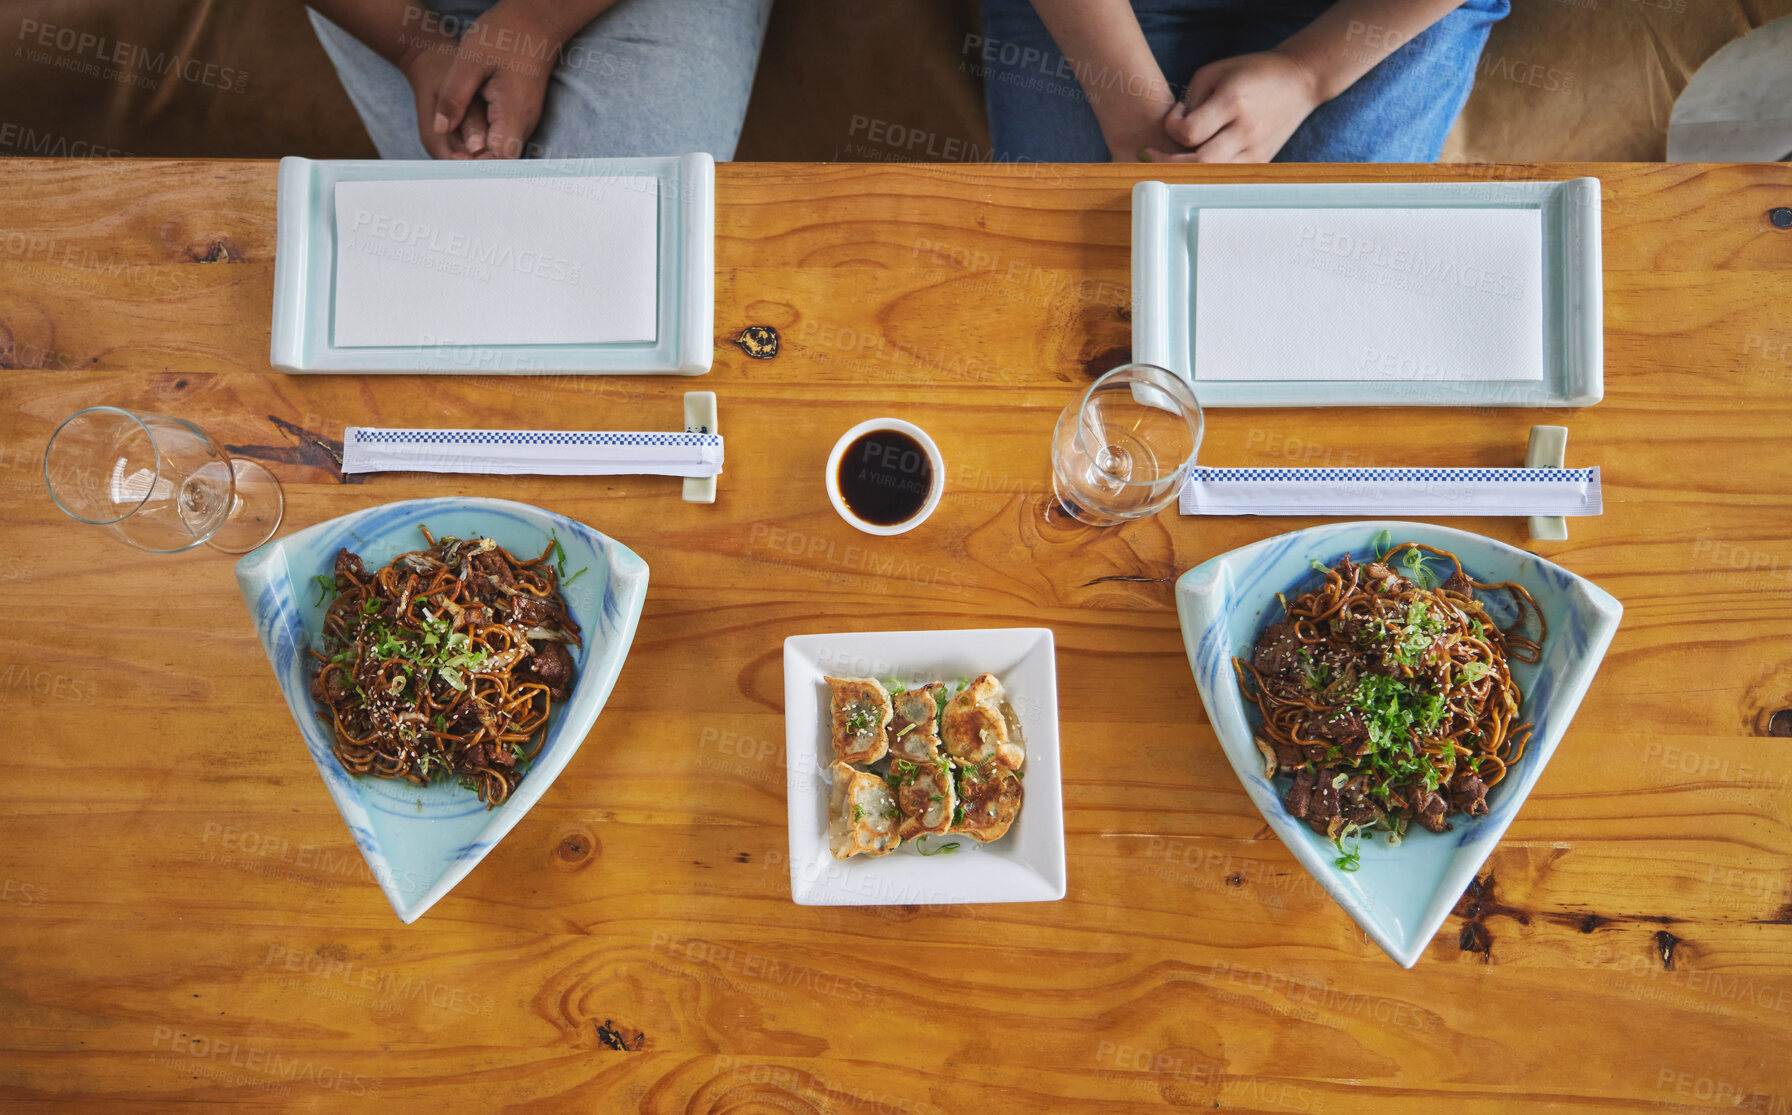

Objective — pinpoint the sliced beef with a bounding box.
[1341,801,1378,828]
[1415,790,1451,833]
[1253,621,1304,676]
[1440,569,1474,597]
[446,701,481,730]
[333,548,366,582]
[1285,768,1316,818]
[310,666,350,705]
[1271,738,1307,770]
[474,550,516,586]
[1302,708,1369,751]
[1304,778,1341,835]
[1449,770,1490,817]
[522,641,575,701]
[508,595,552,628]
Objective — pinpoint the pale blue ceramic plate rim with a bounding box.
[1174,521,1621,966]
[269,154,715,374]
[1131,178,1604,407]
[234,497,649,922]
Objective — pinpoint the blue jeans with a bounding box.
[978,0,1509,162]
[307,0,772,160]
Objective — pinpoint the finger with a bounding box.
[1190,126,1247,164]
[441,128,472,160]
[484,77,546,160]
[416,112,458,159]
[1162,102,1197,150]
[1183,61,1223,110]
[458,97,489,156]
[1178,94,1233,151]
[1174,65,1233,149]
[433,53,491,135]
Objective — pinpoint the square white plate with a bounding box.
[783,628,1066,905]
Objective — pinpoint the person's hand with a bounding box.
[1098,76,1186,162]
[1108,117,1188,163]
[1145,50,1321,163]
[432,0,572,159]
[396,29,487,159]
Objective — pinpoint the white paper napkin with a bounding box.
[1178,466,1600,517]
[342,428,722,478]
[1194,207,1543,383]
[332,176,660,348]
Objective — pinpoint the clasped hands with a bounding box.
[394,3,1322,164]
[396,0,571,159]
[1117,49,1324,164]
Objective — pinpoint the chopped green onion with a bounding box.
[548,530,568,581]
[311,574,339,607]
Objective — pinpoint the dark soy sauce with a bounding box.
[837,429,932,525]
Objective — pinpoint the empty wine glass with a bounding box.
[1051,363,1203,527]
[44,406,284,554]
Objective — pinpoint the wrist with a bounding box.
[396,26,453,78]
[1093,91,1179,160]
[491,0,577,53]
[1270,41,1332,105]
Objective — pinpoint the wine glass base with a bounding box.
[1050,478,1133,528]
[204,458,284,554]
[1054,501,1130,527]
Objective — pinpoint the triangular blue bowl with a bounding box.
[235,497,648,922]
[1175,521,1620,967]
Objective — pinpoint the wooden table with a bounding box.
[1,159,1788,1112]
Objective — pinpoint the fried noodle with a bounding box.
[308,527,581,808]
[1233,543,1544,848]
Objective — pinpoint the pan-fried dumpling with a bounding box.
[825,676,892,764]
[886,683,946,764]
[828,761,899,859]
[951,762,1022,842]
[942,673,1024,771]
[889,755,955,840]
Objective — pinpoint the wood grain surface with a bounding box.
[0,159,1788,1112]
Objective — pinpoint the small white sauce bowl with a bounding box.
[824,418,945,536]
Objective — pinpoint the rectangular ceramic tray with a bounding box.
[271,153,714,375]
[1131,177,1603,407]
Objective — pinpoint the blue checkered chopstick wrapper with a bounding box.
[1178,466,1601,517]
[342,427,723,478]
